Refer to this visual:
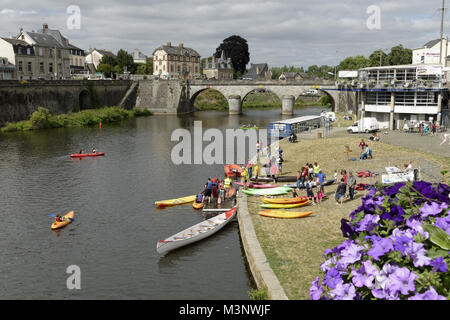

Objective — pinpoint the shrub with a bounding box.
[248,286,269,300]
[310,181,449,300]
[30,107,52,129]
[1,122,18,133]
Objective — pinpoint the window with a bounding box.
[177,65,180,72]
[39,48,43,56]
[170,65,174,72]
[27,48,31,55]
[40,62,44,73]
[57,49,61,58]
[27,61,32,72]
[49,62,53,73]
[18,61,23,72]
[49,49,53,57]
[18,47,22,55]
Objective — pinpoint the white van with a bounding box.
[307,89,319,95]
[347,117,379,133]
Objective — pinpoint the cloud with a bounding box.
[0,0,448,68]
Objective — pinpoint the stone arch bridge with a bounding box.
[136,79,357,115]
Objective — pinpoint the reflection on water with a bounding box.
[0,107,322,299]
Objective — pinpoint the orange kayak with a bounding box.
[261,196,308,204]
[193,202,204,209]
[258,211,313,219]
[224,164,242,177]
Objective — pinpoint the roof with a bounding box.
[247,63,268,76]
[153,45,200,57]
[280,72,304,78]
[271,115,322,125]
[37,28,68,47]
[68,43,84,51]
[1,37,31,46]
[26,32,66,48]
[359,63,443,71]
[93,49,116,57]
[423,39,441,48]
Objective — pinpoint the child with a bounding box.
[316,189,323,205]
[305,177,315,205]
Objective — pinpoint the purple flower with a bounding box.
[340,218,354,238]
[371,288,399,300]
[393,236,412,255]
[368,237,394,261]
[351,261,376,289]
[420,202,448,218]
[408,242,431,268]
[355,214,380,233]
[374,263,396,290]
[320,256,337,272]
[405,218,429,239]
[339,242,364,267]
[430,257,447,273]
[388,267,418,296]
[383,182,406,197]
[435,215,450,234]
[323,267,343,289]
[331,283,356,300]
[362,196,384,214]
[408,286,447,300]
[310,277,323,300]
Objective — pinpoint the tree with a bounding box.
[97,63,113,77]
[99,54,117,67]
[116,49,135,73]
[214,35,250,74]
[368,50,388,67]
[337,56,370,71]
[386,45,412,66]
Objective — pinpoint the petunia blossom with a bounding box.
[408,286,447,300]
[388,267,418,296]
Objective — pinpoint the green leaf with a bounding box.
[422,223,450,250]
[426,247,449,259]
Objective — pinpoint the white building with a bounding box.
[133,48,147,64]
[413,39,450,65]
[357,64,448,129]
[0,57,15,79]
[85,48,116,71]
[153,42,201,79]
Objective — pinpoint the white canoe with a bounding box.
[156,206,238,254]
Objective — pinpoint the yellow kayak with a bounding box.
[262,196,308,204]
[192,202,205,209]
[51,211,74,230]
[260,201,310,209]
[155,195,196,208]
[258,210,313,219]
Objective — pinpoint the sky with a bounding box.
[1,0,449,68]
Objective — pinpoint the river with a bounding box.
[0,107,323,299]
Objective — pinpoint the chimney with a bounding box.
[166,42,172,47]
[179,43,184,48]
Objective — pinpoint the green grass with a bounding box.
[1,106,152,133]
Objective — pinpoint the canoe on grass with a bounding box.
[258,210,313,219]
[70,152,105,158]
[260,201,310,209]
[155,195,196,207]
[51,211,74,230]
[224,164,242,177]
[242,187,292,196]
[235,182,278,189]
[262,196,308,204]
[156,206,238,254]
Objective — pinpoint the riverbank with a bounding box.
[0,106,152,133]
[242,135,449,300]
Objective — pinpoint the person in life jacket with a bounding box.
[224,177,232,198]
[55,215,64,223]
[195,193,204,204]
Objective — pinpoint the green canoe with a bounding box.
[242,187,292,196]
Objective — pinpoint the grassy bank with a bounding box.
[246,136,449,300]
[194,90,331,111]
[1,106,152,133]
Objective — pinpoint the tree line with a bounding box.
[97,49,153,78]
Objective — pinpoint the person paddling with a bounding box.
[78,149,83,154]
[91,147,97,154]
[55,215,64,223]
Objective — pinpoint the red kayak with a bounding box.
[224,164,242,177]
[70,152,105,158]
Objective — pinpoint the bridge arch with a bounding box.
[79,89,92,110]
[189,87,229,111]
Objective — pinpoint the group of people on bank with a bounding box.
[195,176,233,206]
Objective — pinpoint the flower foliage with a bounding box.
[310,181,450,300]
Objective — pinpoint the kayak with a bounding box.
[70,152,105,158]
[155,195,196,207]
[51,211,74,230]
[193,202,205,209]
[242,187,291,196]
[262,196,308,204]
[240,126,258,130]
[260,201,310,209]
[235,182,278,189]
[258,210,313,219]
[156,206,238,254]
[224,164,242,177]
[274,176,298,183]
[249,177,275,183]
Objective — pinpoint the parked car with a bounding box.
[347,117,379,133]
[306,89,319,95]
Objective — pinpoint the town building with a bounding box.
[133,48,148,64]
[152,42,201,79]
[279,72,306,81]
[15,24,73,79]
[69,44,86,75]
[357,64,449,129]
[202,51,233,80]
[413,39,450,65]
[85,49,116,73]
[0,57,15,79]
[0,38,36,80]
[244,63,272,80]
